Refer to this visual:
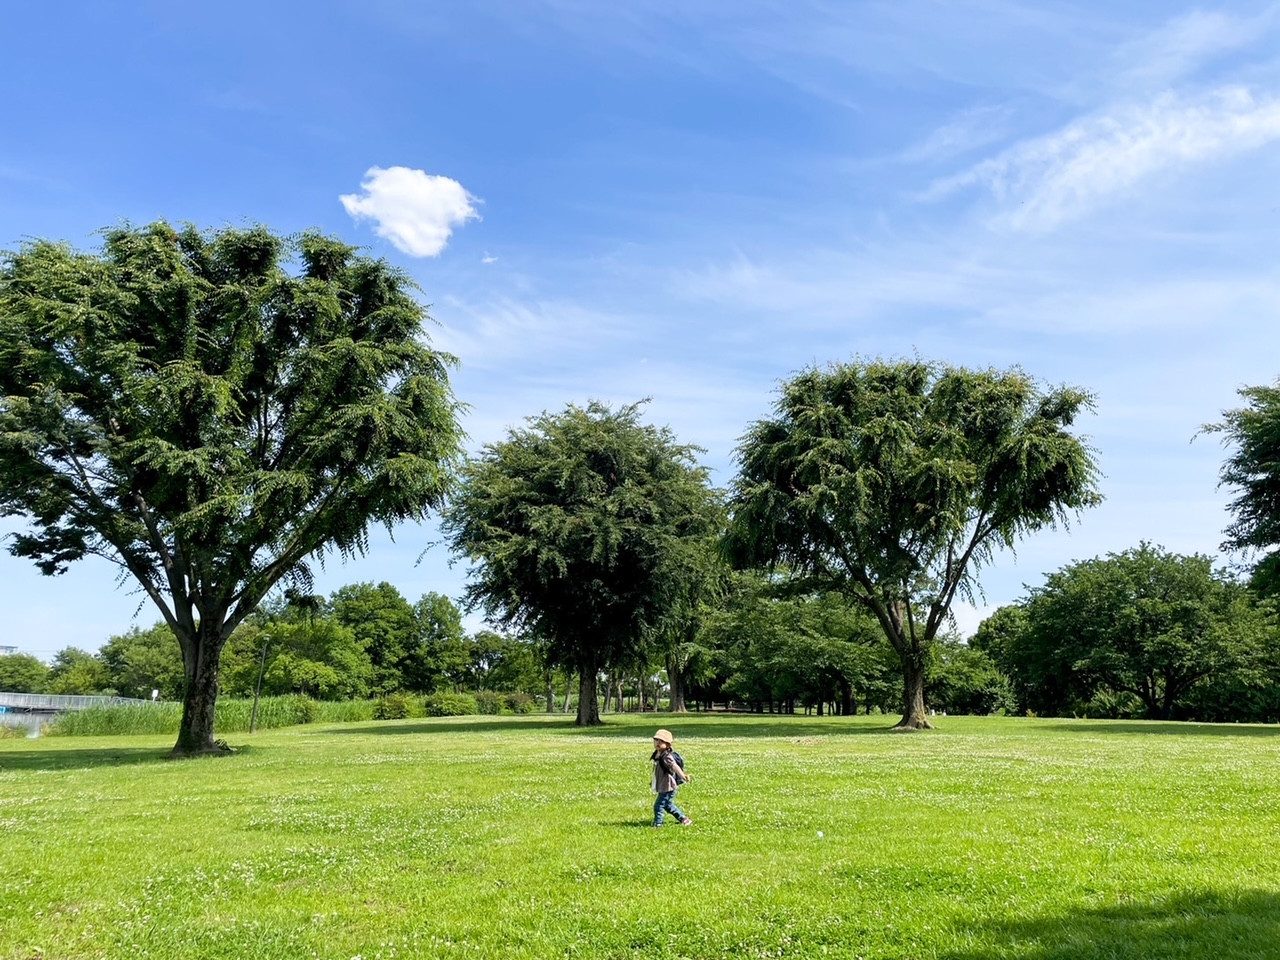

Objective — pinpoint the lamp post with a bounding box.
[249,634,272,734]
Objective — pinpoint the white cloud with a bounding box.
[1115,9,1269,91]
[902,105,1012,164]
[340,166,479,257]
[928,87,1280,230]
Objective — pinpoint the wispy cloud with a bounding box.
[927,87,1280,230]
[432,296,639,372]
[901,105,1013,164]
[1113,8,1272,91]
[340,166,480,257]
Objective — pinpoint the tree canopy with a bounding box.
[1009,544,1266,720]
[1207,380,1280,585]
[0,222,463,753]
[443,401,720,725]
[726,358,1101,729]
[0,652,51,694]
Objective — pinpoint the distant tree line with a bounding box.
[0,583,546,705]
[3,547,1278,725]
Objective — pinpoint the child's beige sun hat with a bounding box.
[653,728,674,744]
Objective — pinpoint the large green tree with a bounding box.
[45,646,112,696]
[1207,380,1280,592]
[443,401,720,725]
[1014,544,1265,720]
[726,359,1100,729]
[412,591,471,693]
[0,223,462,754]
[99,623,186,700]
[331,582,419,694]
[0,652,50,694]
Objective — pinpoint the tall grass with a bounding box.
[46,696,377,736]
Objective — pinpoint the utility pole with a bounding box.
[249,635,272,733]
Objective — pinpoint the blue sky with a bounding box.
[3,1,1278,661]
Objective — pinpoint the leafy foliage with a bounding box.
[443,401,720,724]
[45,646,113,695]
[98,624,186,700]
[0,222,462,752]
[373,692,419,720]
[1208,380,1280,557]
[1011,544,1270,719]
[727,358,1101,728]
[412,591,472,693]
[699,573,891,713]
[0,652,50,693]
[424,691,478,716]
[331,582,420,694]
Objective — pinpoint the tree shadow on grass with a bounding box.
[0,744,175,772]
[940,889,1280,960]
[317,714,904,740]
[1037,719,1280,738]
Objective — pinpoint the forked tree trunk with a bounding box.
[173,625,230,755]
[575,666,601,726]
[893,655,933,731]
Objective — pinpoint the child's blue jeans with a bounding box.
[653,790,686,826]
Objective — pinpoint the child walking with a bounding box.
[650,729,692,827]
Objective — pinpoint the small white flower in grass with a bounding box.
[817,831,824,838]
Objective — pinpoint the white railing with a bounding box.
[0,692,152,711]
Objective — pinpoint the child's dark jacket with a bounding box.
[651,749,683,793]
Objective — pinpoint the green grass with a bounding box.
[2,713,1279,960]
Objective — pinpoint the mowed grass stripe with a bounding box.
[2,714,1279,959]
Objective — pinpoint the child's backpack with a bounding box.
[671,750,688,782]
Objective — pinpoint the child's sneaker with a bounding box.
[679,817,692,826]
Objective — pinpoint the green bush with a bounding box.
[475,691,504,715]
[503,692,535,714]
[283,695,319,725]
[374,693,413,720]
[424,692,477,717]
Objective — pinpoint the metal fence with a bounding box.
[0,692,152,711]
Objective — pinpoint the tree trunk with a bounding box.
[667,654,687,712]
[575,667,601,726]
[562,674,574,713]
[893,655,934,730]
[545,671,556,713]
[172,625,230,756]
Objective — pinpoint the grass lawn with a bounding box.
[2,712,1279,960]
